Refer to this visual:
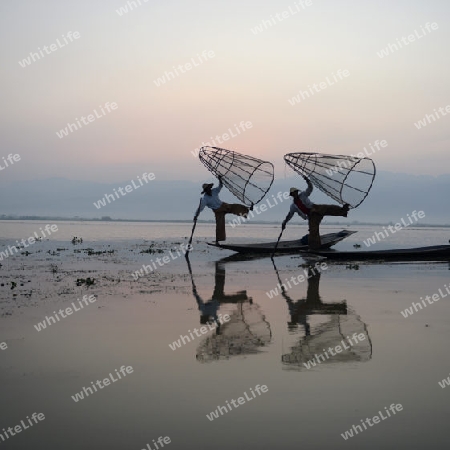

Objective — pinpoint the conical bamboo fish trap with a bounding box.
[284,152,376,208]
[199,146,274,207]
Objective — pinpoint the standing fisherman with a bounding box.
[194,177,252,243]
[282,177,349,249]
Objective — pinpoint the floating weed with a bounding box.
[76,277,95,286]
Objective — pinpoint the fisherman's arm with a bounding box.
[304,176,313,196]
[216,176,223,193]
[194,198,206,220]
[282,205,296,229]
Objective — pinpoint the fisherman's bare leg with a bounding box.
[214,202,250,242]
[311,204,348,217]
[214,210,226,241]
[308,213,323,249]
[213,203,230,242]
[307,204,348,249]
[228,204,250,218]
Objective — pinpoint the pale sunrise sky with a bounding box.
[1,0,449,184]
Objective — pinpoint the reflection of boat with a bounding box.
[308,245,450,261]
[271,260,372,370]
[185,256,272,363]
[208,230,356,254]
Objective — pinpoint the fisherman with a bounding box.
[282,177,349,249]
[194,176,252,243]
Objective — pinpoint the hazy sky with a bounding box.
[1,0,449,184]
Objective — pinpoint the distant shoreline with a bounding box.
[1,216,449,228]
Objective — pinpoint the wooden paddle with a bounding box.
[271,226,284,258]
[186,198,202,256]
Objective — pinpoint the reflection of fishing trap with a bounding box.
[196,303,272,363]
[199,147,274,207]
[284,152,376,208]
[281,313,372,370]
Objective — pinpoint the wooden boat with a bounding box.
[308,245,450,262]
[208,230,357,254]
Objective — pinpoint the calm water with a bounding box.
[1,221,450,449]
[0,219,449,248]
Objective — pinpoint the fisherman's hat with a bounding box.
[289,187,299,196]
[201,183,214,194]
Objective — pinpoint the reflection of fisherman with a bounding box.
[285,268,346,333]
[191,259,272,363]
[192,284,220,327]
[272,262,346,333]
[271,260,372,368]
[282,178,349,249]
[190,261,249,330]
[194,177,252,243]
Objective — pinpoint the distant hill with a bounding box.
[0,172,449,224]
